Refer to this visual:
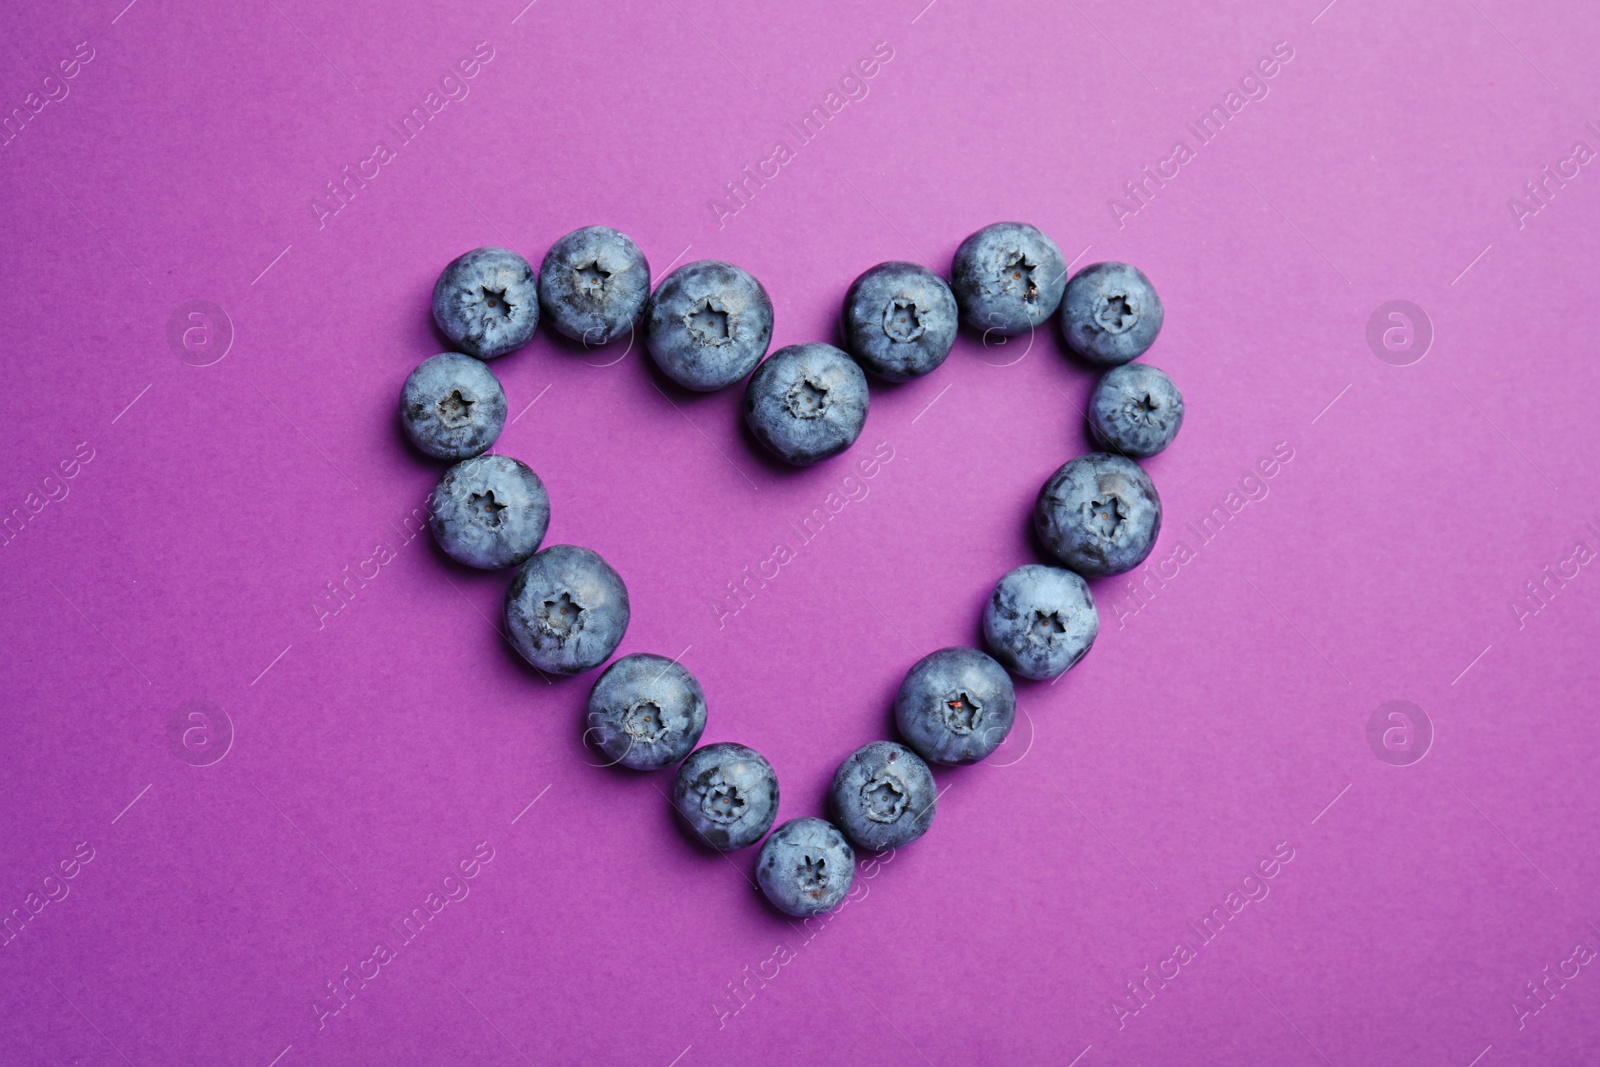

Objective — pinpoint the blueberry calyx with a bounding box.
[684,299,731,346]
[436,389,475,427]
[861,774,908,823]
[1094,291,1138,334]
[573,261,610,297]
[700,779,747,823]
[540,591,584,637]
[943,689,980,733]
[783,378,829,419]
[622,700,666,743]
[1086,496,1125,539]
[470,490,507,526]
[796,853,829,894]
[882,297,925,343]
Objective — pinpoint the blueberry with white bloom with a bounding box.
[894,647,1016,765]
[1060,261,1164,366]
[842,261,958,382]
[428,455,548,569]
[1034,453,1161,577]
[673,742,779,851]
[645,260,773,391]
[1088,363,1183,457]
[585,653,707,771]
[757,817,855,917]
[505,545,629,674]
[538,226,651,345]
[432,247,539,359]
[744,343,869,465]
[983,564,1099,680]
[829,741,937,851]
[399,352,507,460]
[950,222,1067,336]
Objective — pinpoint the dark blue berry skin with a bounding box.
[645,260,773,391]
[950,222,1067,336]
[757,818,855,917]
[829,741,937,851]
[432,247,539,359]
[505,545,629,675]
[1088,363,1183,457]
[1060,261,1164,366]
[1034,453,1161,577]
[428,455,549,570]
[842,262,958,382]
[585,653,707,771]
[983,565,1099,681]
[672,742,779,851]
[538,226,651,345]
[744,343,869,466]
[400,353,507,460]
[894,647,1016,765]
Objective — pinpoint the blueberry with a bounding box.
[842,261,958,382]
[829,741,937,851]
[538,226,651,345]
[982,565,1099,681]
[1060,261,1164,366]
[673,742,779,851]
[432,247,539,360]
[428,455,549,569]
[399,353,507,460]
[894,647,1016,765]
[505,544,629,674]
[1088,363,1184,457]
[645,260,773,391]
[1034,453,1162,577]
[757,817,855,917]
[950,222,1067,336]
[744,343,869,466]
[585,653,707,771]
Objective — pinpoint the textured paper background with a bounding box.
[3,0,1599,1064]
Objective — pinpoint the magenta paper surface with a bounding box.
[3,0,1599,1064]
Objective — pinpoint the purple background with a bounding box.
[3,0,1599,1063]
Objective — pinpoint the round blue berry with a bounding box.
[1034,453,1162,577]
[537,226,650,345]
[399,353,507,460]
[894,647,1016,765]
[1088,363,1183,457]
[757,817,855,917]
[645,260,773,391]
[505,545,629,675]
[1060,261,1164,366]
[427,455,549,570]
[829,741,937,851]
[673,742,779,851]
[842,261,958,382]
[585,653,707,771]
[432,247,539,360]
[950,222,1067,336]
[983,564,1099,681]
[744,343,869,466]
